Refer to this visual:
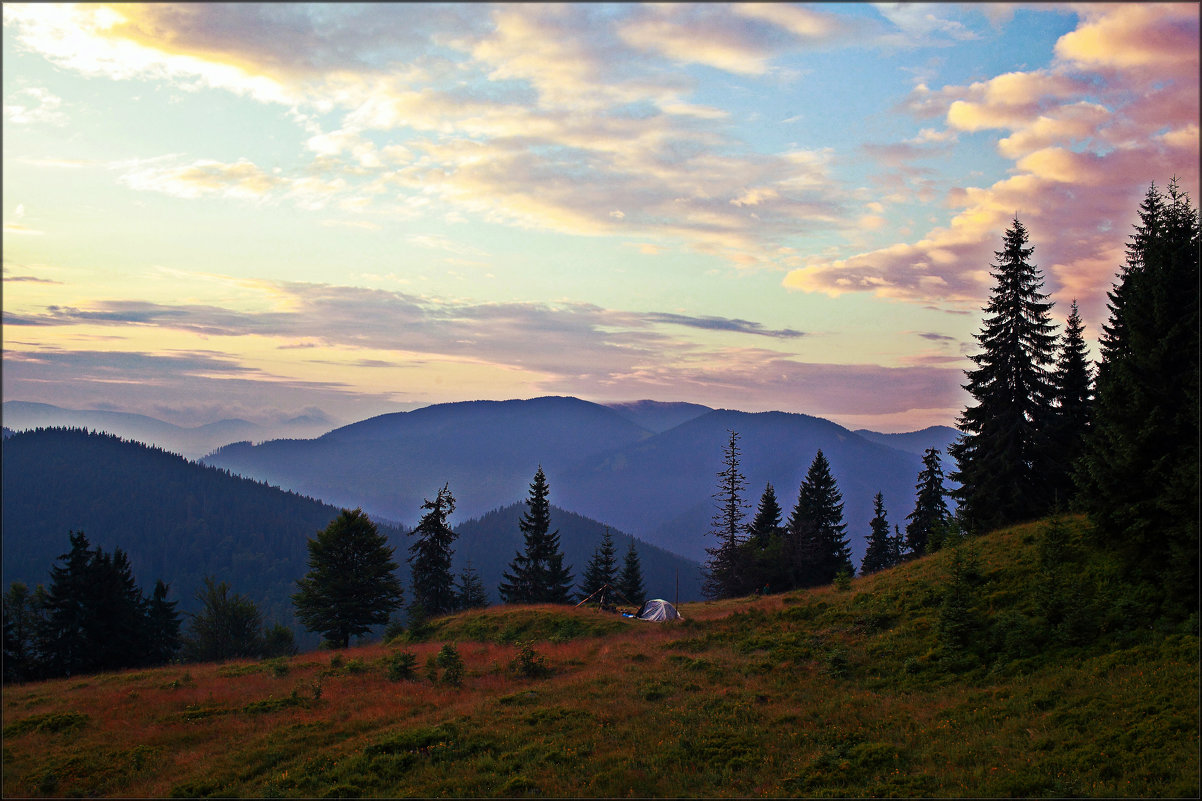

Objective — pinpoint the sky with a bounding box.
[3,3,1198,434]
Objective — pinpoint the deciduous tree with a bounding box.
[293,508,404,648]
[183,576,264,662]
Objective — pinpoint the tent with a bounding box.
[634,599,682,622]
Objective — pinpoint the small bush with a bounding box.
[435,644,465,687]
[509,640,551,679]
[387,651,418,682]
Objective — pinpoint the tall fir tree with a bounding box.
[1076,179,1200,614]
[617,538,647,606]
[143,579,182,667]
[905,448,951,557]
[293,508,404,648]
[87,547,149,674]
[407,485,458,623]
[1046,299,1094,509]
[747,483,783,548]
[578,528,619,600]
[949,217,1060,532]
[703,431,749,599]
[787,450,853,588]
[37,530,94,677]
[499,467,574,604]
[860,492,895,575]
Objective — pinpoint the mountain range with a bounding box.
[200,397,959,564]
[1,401,338,459]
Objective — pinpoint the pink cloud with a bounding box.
[786,3,1199,335]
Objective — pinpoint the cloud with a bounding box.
[640,313,805,339]
[1055,3,1200,72]
[4,3,860,268]
[121,158,287,200]
[3,86,67,125]
[785,3,1200,323]
[4,279,958,422]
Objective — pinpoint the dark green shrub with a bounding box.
[387,651,418,682]
[509,640,551,678]
[435,644,464,686]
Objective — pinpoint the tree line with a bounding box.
[951,178,1197,620]
[699,178,1197,618]
[4,464,648,680]
[701,431,956,600]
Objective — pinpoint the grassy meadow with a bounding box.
[3,516,1198,798]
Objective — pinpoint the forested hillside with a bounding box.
[1,428,362,632]
[2,428,700,643]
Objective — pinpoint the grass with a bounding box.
[2,515,1197,797]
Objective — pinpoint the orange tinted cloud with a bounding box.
[1056,3,1200,71]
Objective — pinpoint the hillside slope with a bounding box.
[3,516,1195,798]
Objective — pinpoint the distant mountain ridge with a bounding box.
[202,397,959,565]
[1,401,338,459]
[853,425,960,457]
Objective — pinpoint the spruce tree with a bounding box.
[454,562,489,611]
[747,483,783,548]
[787,450,852,588]
[293,508,404,648]
[37,530,94,677]
[499,467,574,604]
[579,528,619,600]
[617,538,647,606]
[905,448,951,556]
[407,485,458,622]
[703,431,749,599]
[143,580,182,667]
[949,217,1059,532]
[87,547,149,674]
[860,492,895,575]
[1076,179,1199,614]
[1047,300,1093,508]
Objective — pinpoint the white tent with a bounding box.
[635,599,682,622]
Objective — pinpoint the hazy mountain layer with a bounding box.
[1,401,337,459]
[202,397,958,564]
